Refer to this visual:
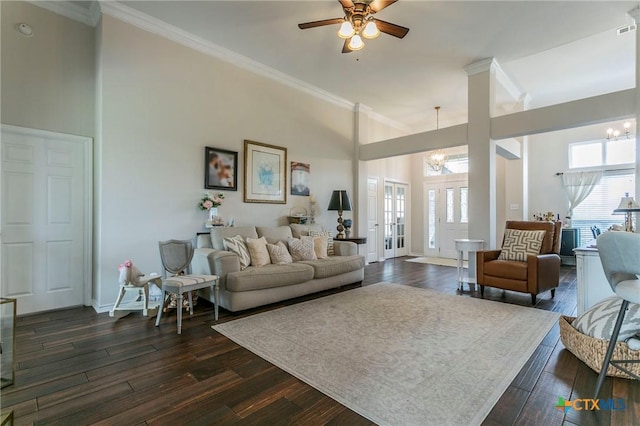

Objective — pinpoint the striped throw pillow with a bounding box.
[572,296,640,341]
[223,235,251,270]
[309,230,334,256]
[498,229,546,262]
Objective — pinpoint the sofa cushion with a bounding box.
[246,236,271,267]
[484,259,528,281]
[303,235,328,259]
[290,223,323,238]
[267,241,293,265]
[288,237,317,261]
[298,255,365,279]
[257,226,293,244]
[498,229,546,262]
[211,226,258,250]
[226,263,315,292]
[309,230,335,256]
[223,235,251,270]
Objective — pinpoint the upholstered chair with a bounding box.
[593,231,640,398]
[476,221,562,304]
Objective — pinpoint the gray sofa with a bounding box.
[192,223,365,312]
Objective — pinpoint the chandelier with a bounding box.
[606,122,632,141]
[426,106,448,172]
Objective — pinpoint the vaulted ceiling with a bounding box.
[58,1,640,132]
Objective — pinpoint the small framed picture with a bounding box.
[244,140,287,204]
[205,147,238,191]
[291,162,310,196]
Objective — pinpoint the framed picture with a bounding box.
[205,147,238,191]
[291,162,310,196]
[244,140,287,204]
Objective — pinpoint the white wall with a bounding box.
[0,1,95,137]
[93,15,356,309]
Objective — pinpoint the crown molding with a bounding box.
[28,1,100,27]
[464,57,496,76]
[99,1,356,111]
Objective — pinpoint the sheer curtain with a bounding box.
[562,171,603,217]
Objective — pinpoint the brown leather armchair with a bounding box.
[476,221,562,304]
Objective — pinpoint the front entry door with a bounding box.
[424,180,469,259]
[1,125,91,314]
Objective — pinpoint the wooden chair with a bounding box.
[155,239,219,334]
[476,221,562,304]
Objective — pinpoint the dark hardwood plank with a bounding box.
[5,261,637,425]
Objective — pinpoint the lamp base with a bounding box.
[336,211,345,239]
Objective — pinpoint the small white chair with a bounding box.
[155,239,219,334]
[594,231,640,398]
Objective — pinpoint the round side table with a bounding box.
[454,239,484,291]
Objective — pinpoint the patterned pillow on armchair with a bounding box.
[498,229,546,262]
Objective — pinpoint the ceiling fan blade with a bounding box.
[338,0,354,10]
[368,0,397,13]
[373,18,409,38]
[298,18,344,30]
[342,38,353,53]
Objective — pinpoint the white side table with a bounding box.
[454,239,484,291]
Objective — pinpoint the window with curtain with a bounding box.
[572,170,635,241]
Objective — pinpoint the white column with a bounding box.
[466,58,497,248]
[354,103,371,238]
[629,6,640,232]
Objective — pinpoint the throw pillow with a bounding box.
[498,229,546,262]
[246,236,271,267]
[267,241,293,265]
[303,235,329,259]
[309,230,334,256]
[572,296,640,342]
[223,235,251,270]
[288,237,317,261]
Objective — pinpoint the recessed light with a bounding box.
[16,23,33,37]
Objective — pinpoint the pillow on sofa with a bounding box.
[288,237,317,261]
[309,230,334,256]
[267,241,293,265]
[498,229,546,262]
[246,236,271,267]
[572,296,640,342]
[223,235,251,270]
[303,234,329,259]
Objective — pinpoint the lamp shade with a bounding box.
[613,195,640,213]
[327,190,352,211]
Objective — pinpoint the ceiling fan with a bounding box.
[298,0,409,53]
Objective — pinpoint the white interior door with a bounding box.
[383,182,409,259]
[366,177,380,263]
[1,125,91,314]
[424,180,469,259]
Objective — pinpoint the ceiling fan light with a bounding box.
[348,34,365,50]
[338,20,355,38]
[362,21,380,39]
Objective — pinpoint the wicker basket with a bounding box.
[559,315,640,379]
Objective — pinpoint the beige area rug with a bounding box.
[406,256,468,268]
[213,283,559,426]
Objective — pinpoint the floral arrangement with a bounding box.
[198,192,225,210]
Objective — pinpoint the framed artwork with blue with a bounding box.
[244,140,287,204]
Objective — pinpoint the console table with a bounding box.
[575,245,614,315]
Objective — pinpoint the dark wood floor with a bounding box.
[2,258,638,425]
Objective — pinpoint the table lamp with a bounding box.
[327,190,352,239]
[613,193,640,232]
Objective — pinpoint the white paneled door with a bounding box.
[366,177,380,263]
[424,180,469,259]
[1,125,91,314]
[383,182,409,259]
